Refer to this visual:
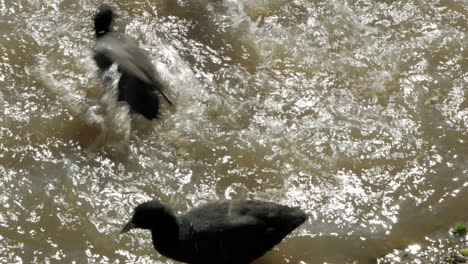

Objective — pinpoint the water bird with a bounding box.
[121,199,308,264]
[93,5,173,119]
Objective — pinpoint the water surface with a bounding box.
[0,0,467,263]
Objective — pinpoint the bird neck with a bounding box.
[150,214,181,257]
[95,26,110,38]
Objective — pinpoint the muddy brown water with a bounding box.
[0,0,467,263]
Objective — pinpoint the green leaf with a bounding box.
[453,225,467,235]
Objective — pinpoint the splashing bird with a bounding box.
[121,199,308,264]
[93,5,174,119]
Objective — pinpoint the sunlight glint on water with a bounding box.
[0,0,467,263]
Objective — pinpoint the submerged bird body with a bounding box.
[122,200,308,264]
[93,6,172,119]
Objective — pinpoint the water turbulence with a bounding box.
[0,0,467,263]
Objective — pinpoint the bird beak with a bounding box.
[120,220,136,234]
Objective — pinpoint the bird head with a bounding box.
[94,5,115,38]
[121,200,175,234]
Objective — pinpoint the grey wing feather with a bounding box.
[93,32,174,105]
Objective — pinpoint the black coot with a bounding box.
[121,199,308,264]
[93,5,173,119]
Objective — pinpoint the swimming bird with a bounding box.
[121,199,308,264]
[93,5,173,119]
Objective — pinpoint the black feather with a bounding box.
[92,6,173,119]
[122,199,308,264]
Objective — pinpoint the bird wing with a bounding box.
[178,201,283,263]
[93,32,174,105]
